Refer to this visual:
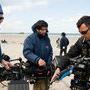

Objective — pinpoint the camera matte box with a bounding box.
[8,80,29,90]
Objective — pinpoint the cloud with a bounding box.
[1,0,68,16]
[2,0,48,15]
[0,0,81,33]
[61,16,80,23]
[34,1,48,6]
[1,0,49,33]
[42,16,79,33]
[1,18,29,33]
[3,2,32,15]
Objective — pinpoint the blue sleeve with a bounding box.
[23,36,40,64]
[0,46,3,61]
[47,43,53,65]
[0,4,3,14]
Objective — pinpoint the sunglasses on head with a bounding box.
[80,28,90,35]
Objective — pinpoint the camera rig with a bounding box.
[70,57,90,90]
[51,56,90,90]
[0,57,54,85]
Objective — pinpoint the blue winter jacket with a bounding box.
[0,5,3,61]
[0,46,3,61]
[0,4,3,15]
[23,27,53,65]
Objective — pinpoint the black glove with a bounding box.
[2,53,10,61]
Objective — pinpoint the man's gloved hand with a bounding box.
[1,60,13,70]
[1,54,13,70]
[2,53,10,61]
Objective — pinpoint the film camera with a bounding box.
[70,57,90,90]
[0,55,53,83]
[0,54,54,90]
[53,56,90,90]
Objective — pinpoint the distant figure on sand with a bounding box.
[56,37,60,48]
[60,32,69,56]
[1,39,7,43]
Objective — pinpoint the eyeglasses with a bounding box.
[80,27,90,35]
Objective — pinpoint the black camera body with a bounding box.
[0,63,23,81]
[24,61,54,84]
[70,57,90,89]
[0,58,53,85]
[53,56,90,89]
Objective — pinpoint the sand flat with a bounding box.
[0,34,80,90]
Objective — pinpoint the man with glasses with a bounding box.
[23,20,53,90]
[0,4,12,70]
[51,16,90,83]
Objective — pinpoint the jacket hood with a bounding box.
[32,22,37,33]
[31,20,48,33]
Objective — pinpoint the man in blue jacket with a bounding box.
[23,20,53,90]
[0,4,12,70]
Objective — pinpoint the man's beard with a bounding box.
[37,32,48,38]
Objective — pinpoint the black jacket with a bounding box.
[57,37,90,70]
[60,36,69,49]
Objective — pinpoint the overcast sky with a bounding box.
[0,0,90,33]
